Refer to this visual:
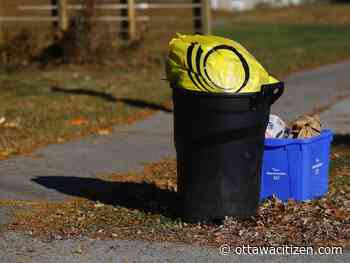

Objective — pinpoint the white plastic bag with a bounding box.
[265,115,286,138]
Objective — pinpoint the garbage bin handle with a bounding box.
[261,82,284,105]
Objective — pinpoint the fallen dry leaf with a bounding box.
[97,129,111,136]
[0,117,6,125]
[69,118,89,126]
[3,118,21,128]
[6,150,350,249]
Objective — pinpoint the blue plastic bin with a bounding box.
[260,129,333,201]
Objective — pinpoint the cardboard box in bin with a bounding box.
[260,129,333,201]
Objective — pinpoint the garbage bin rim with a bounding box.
[265,129,333,147]
[171,85,263,98]
[171,82,284,100]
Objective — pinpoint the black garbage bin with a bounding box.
[173,82,284,222]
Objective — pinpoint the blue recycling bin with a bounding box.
[260,129,333,201]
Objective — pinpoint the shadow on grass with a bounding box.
[51,86,117,102]
[332,0,350,3]
[32,176,178,218]
[333,134,350,147]
[51,86,173,113]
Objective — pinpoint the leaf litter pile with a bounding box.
[6,148,350,248]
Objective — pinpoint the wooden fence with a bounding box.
[0,0,211,41]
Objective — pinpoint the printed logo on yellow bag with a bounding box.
[186,43,250,93]
[166,34,281,94]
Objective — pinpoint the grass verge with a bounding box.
[0,63,172,159]
[4,146,350,248]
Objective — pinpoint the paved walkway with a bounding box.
[1,61,350,202]
[273,61,350,121]
[1,61,350,262]
[0,112,174,201]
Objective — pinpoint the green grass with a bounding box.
[0,64,171,158]
[213,3,350,77]
[215,3,350,25]
[214,23,350,77]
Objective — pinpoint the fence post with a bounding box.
[128,0,136,40]
[58,0,69,31]
[0,0,3,43]
[193,0,211,35]
[120,0,136,40]
[202,0,211,35]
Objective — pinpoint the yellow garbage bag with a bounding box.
[166,34,280,94]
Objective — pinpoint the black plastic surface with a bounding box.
[173,85,283,222]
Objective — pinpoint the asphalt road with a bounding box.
[0,232,349,263]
